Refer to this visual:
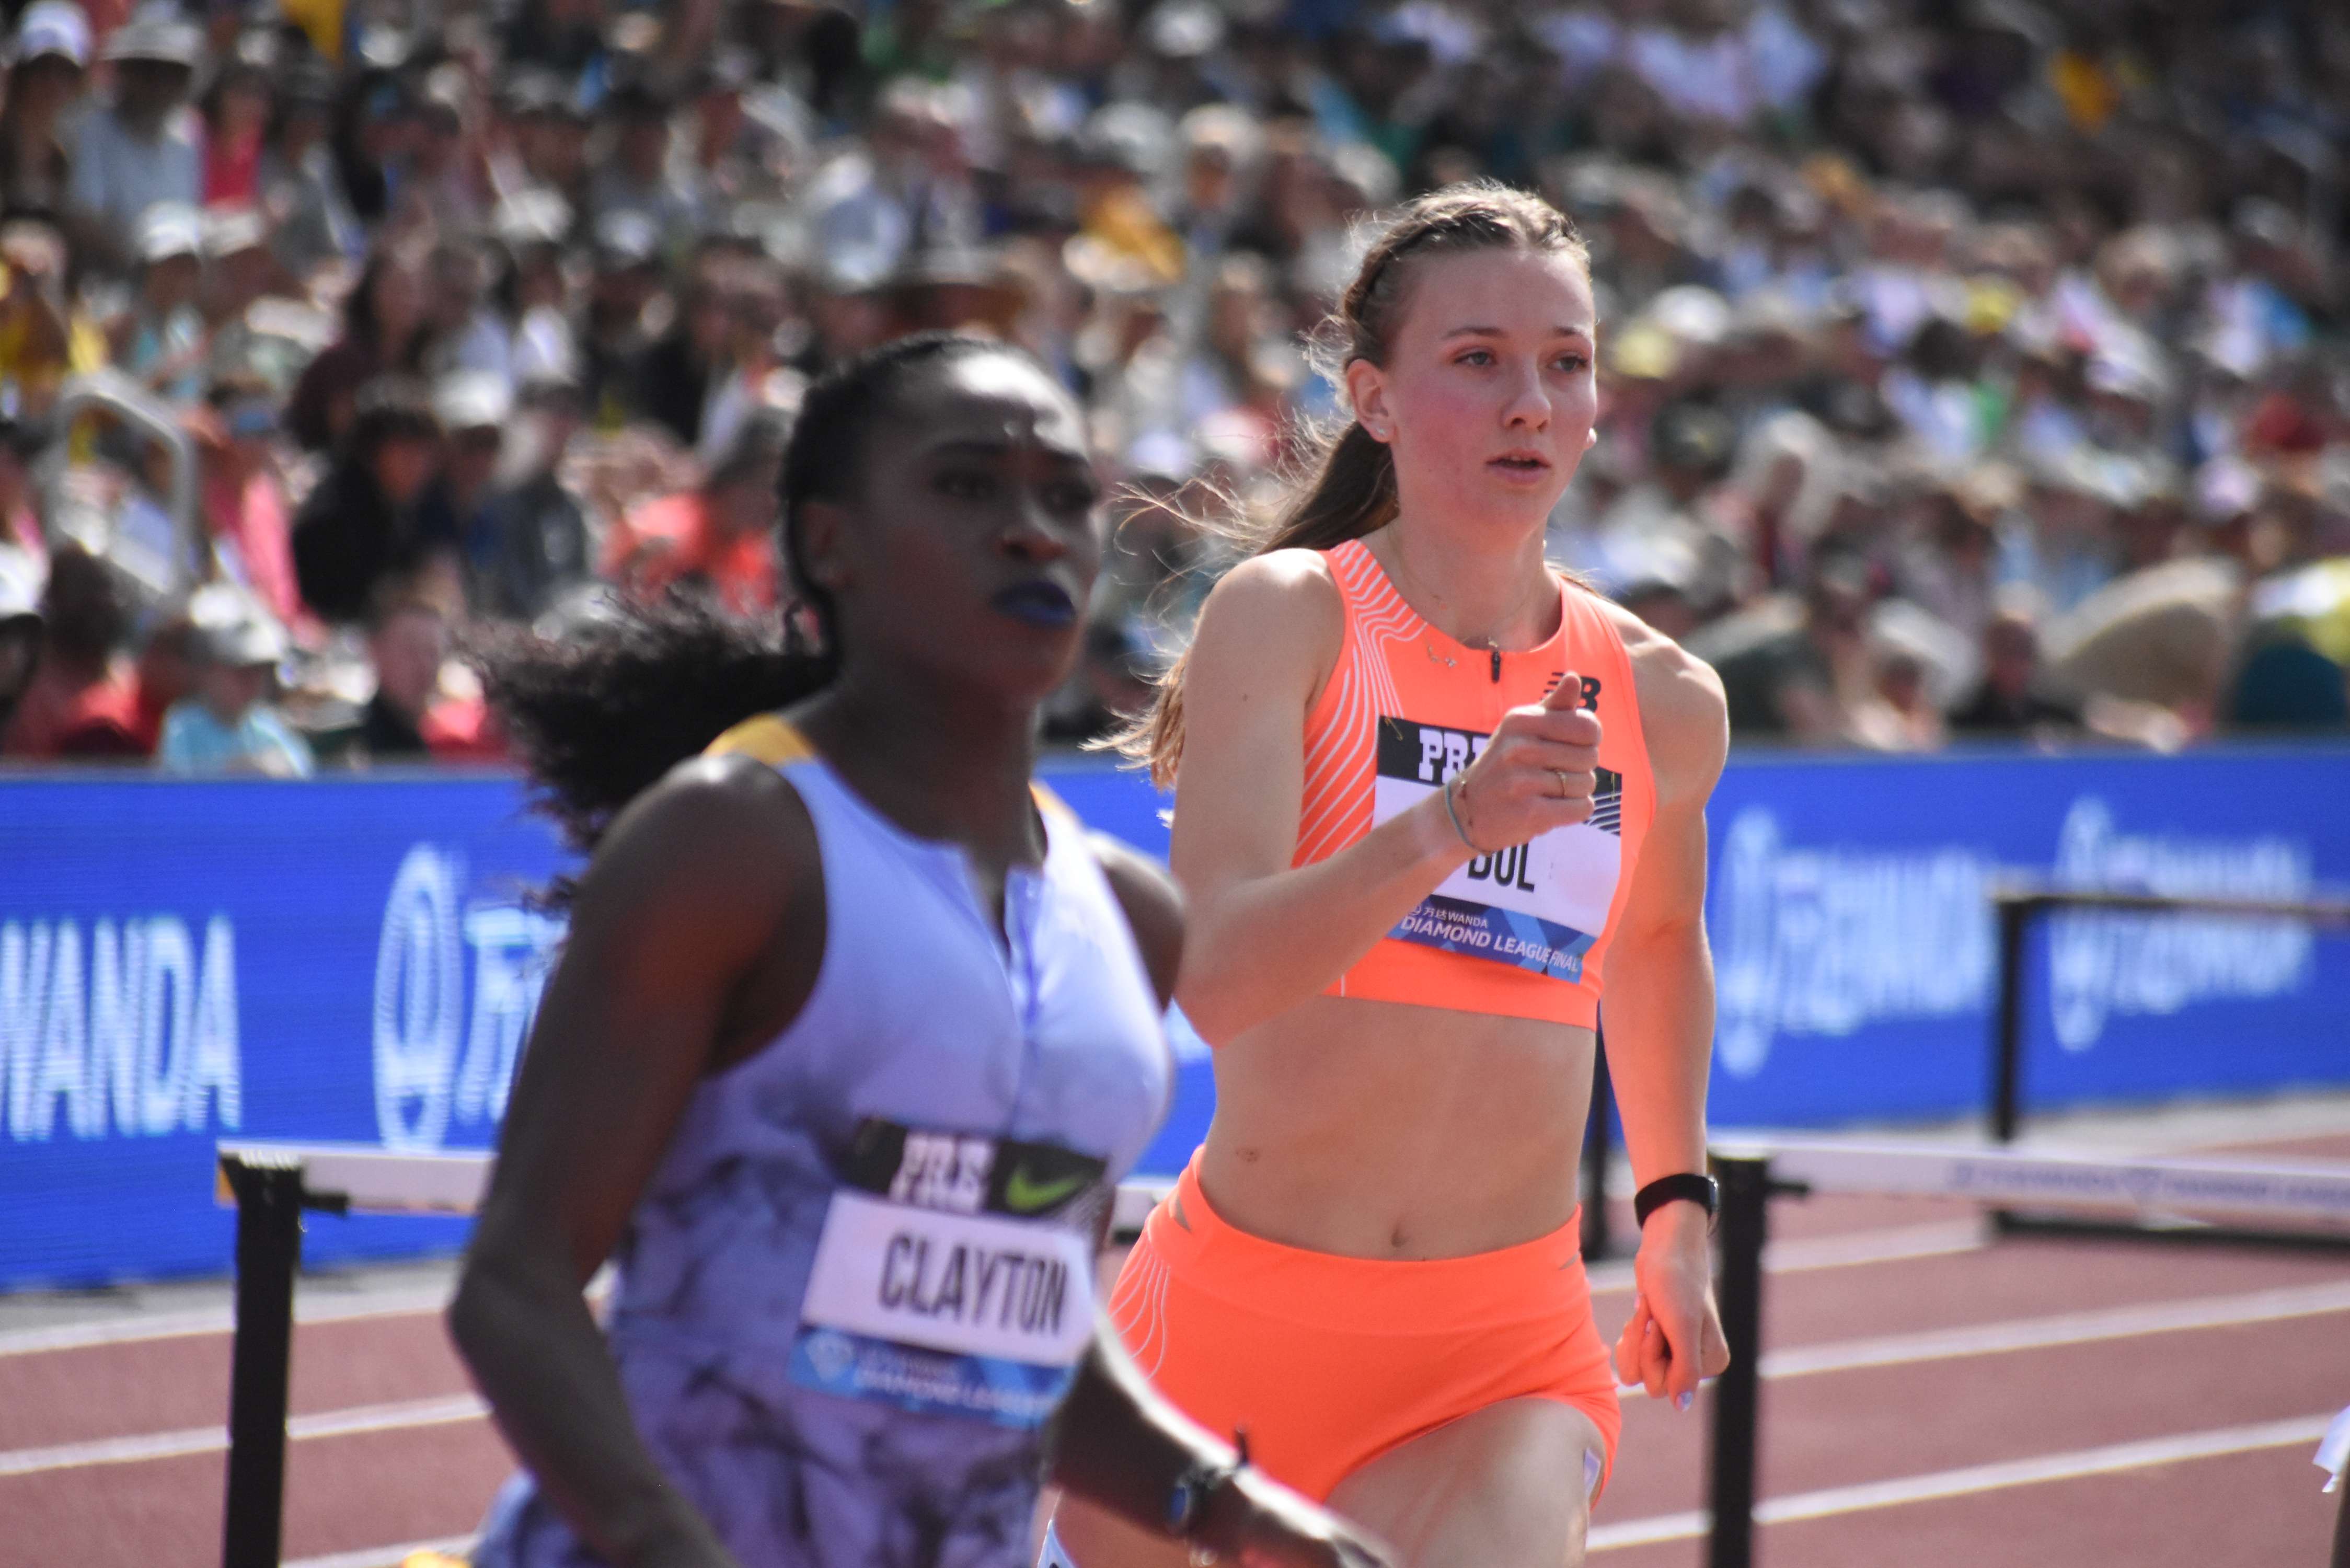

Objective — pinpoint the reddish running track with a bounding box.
[4,1129,2345,1568]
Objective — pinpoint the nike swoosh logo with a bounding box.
[1004,1167,1088,1214]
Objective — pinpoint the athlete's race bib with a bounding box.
[1371,716,1623,979]
[789,1120,1105,1429]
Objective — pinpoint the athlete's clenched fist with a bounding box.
[1446,667,1602,854]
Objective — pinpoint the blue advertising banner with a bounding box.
[0,775,567,1289]
[4,746,2348,1291]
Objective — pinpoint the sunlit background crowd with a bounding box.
[0,0,2345,775]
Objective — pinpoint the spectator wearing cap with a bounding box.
[291,378,455,624]
[112,201,205,400]
[499,70,593,216]
[418,370,510,590]
[579,208,664,427]
[284,244,432,452]
[195,205,279,378]
[197,378,302,628]
[409,74,490,239]
[468,374,592,621]
[589,78,703,239]
[156,583,310,776]
[256,60,359,281]
[0,544,146,759]
[66,6,203,272]
[0,1,90,214]
[600,409,785,613]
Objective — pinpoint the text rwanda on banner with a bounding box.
[6,747,2350,1290]
[0,776,568,1289]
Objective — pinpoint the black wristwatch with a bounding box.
[1167,1431,1249,1538]
[1633,1172,1720,1230]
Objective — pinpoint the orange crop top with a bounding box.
[1293,538,1654,1028]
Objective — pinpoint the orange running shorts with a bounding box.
[1108,1155,1622,1503]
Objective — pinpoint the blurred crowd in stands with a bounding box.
[0,0,2346,774]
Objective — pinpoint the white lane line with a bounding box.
[1604,1279,2350,1398]
[0,1290,451,1358]
[0,1394,489,1480]
[283,1534,475,1568]
[16,1277,2330,1477]
[0,1223,1974,1358]
[1589,1412,2335,1549]
[1762,1277,2350,1379]
[1586,1218,1985,1295]
[0,1268,612,1359]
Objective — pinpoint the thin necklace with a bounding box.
[1378,534,1552,660]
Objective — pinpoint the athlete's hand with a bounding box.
[1448,668,1602,854]
[1194,1465,1397,1568]
[1614,1201,1731,1409]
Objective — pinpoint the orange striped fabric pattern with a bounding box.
[1288,538,1654,1028]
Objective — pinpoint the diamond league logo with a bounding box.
[802,1329,858,1383]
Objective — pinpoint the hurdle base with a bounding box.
[1990,1208,2350,1253]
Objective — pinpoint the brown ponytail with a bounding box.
[1113,180,1592,786]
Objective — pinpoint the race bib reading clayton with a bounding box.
[790,1120,1105,1429]
[1370,716,1623,980]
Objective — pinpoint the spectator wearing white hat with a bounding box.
[418,370,511,593]
[66,6,203,273]
[113,200,205,401]
[156,583,312,776]
[0,0,89,213]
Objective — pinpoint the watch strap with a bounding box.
[1633,1172,1720,1229]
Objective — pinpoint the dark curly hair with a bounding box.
[477,331,1018,862]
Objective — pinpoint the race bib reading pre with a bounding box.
[1371,716,1623,979]
[788,1121,1104,1429]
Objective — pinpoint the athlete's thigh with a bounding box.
[1045,1493,1194,1568]
[1324,1397,1603,1568]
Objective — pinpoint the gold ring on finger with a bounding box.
[1553,768,1572,799]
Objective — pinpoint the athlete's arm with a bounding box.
[449,757,814,1568]
[1170,551,1603,1045]
[1596,614,1733,1406]
[1091,832,1185,1006]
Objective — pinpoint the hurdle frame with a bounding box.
[1985,884,2350,1252]
[1700,1137,2350,1568]
[212,1142,1172,1568]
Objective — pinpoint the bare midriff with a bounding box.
[1196,994,1595,1261]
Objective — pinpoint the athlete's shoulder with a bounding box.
[1191,548,1343,671]
[585,750,813,920]
[1199,546,1342,626]
[1591,595,1727,800]
[1086,832,1184,1007]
